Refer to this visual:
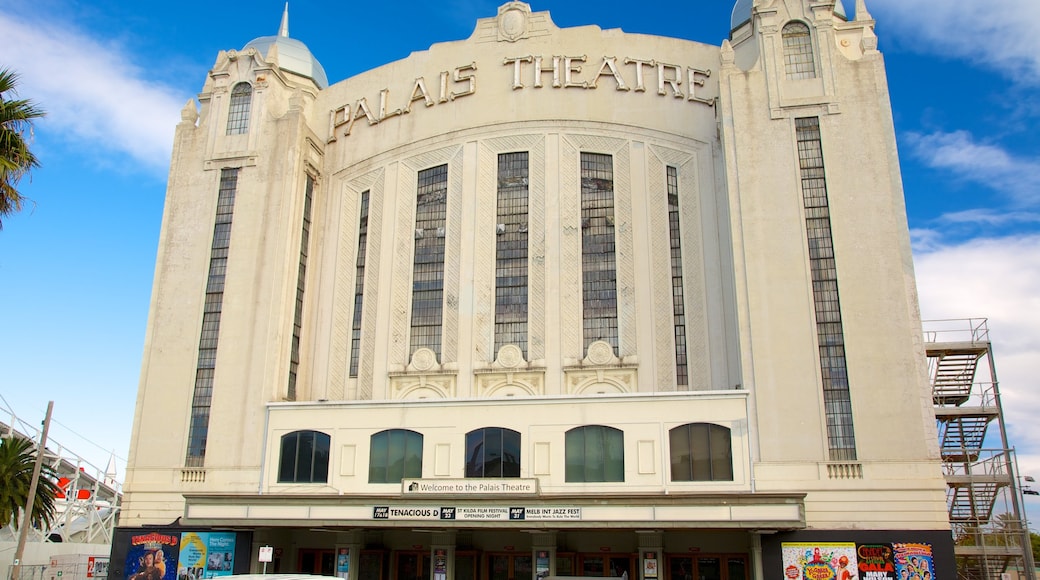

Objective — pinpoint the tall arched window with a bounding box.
[669,423,733,482]
[277,430,331,483]
[465,427,521,477]
[369,429,423,483]
[226,82,252,135]
[565,425,624,482]
[782,22,816,80]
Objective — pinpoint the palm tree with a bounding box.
[0,68,45,229]
[0,436,59,531]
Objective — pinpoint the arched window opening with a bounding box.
[669,423,733,482]
[782,22,816,80]
[226,82,253,135]
[369,429,423,483]
[565,425,624,482]
[277,430,331,483]
[465,427,521,477]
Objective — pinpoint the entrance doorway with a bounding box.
[395,551,431,580]
[488,554,532,580]
[299,549,336,576]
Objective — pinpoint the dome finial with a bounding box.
[279,3,289,38]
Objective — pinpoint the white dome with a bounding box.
[244,35,329,89]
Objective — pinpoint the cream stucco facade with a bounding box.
[118,3,954,580]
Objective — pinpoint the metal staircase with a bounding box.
[924,319,1033,580]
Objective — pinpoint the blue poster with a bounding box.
[178,532,237,579]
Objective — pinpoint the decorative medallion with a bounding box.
[497,1,531,43]
[411,348,437,371]
[586,341,615,366]
[496,344,524,368]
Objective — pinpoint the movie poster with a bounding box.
[857,544,896,580]
[782,543,858,580]
[892,544,934,580]
[125,532,180,580]
[178,532,237,580]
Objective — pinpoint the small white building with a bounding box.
[119,3,951,580]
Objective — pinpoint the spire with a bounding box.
[855,0,873,21]
[279,2,289,37]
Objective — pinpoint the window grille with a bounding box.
[410,165,448,357]
[494,153,530,358]
[782,22,816,80]
[226,82,252,135]
[580,153,619,353]
[667,166,689,387]
[349,191,370,377]
[287,176,315,400]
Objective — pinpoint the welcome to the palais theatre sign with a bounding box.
[402,478,539,496]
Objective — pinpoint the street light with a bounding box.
[1023,475,1039,496]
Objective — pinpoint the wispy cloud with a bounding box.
[914,234,1040,483]
[904,130,1040,206]
[0,10,188,173]
[869,0,1040,84]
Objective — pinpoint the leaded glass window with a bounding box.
[186,168,239,467]
[494,153,530,358]
[226,82,252,135]
[287,176,315,400]
[796,116,856,461]
[580,153,619,353]
[350,191,370,377]
[410,165,448,358]
[782,22,816,80]
[667,166,689,387]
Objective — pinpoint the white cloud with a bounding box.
[914,234,1040,511]
[868,0,1040,84]
[904,130,1040,206]
[0,10,189,173]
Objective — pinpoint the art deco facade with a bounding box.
[118,3,954,580]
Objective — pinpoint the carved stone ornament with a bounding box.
[410,348,438,372]
[586,340,617,366]
[497,1,531,42]
[496,344,524,368]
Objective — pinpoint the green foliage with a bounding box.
[0,436,60,531]
[1031,532,1040,566]
[0,67,46,229]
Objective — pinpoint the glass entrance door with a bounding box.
[395,551,431,580]
[489,554,533,580]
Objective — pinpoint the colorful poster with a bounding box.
[857,545,896,580]
[892,544,934,580]
[178,532,237,580]
[782,543,858,580]
[125,532,180,580]
[337,548,350,580]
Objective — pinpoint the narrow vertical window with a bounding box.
[666,166,688,387]
[782,22,816,80]
[186,168,239,467]
[349,191,370,378]
[287,176,315,400]
[580,153,619,353]
[226,82,252,135]
[796,117,857,461]
[410,165,448,357]
[494,152,530,358]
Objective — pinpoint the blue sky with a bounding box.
[2,0,1039,525]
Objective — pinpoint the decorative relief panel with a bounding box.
[335,169,385,401]
[474,344,546,397]
[389,373,458,400]
[563,340,638,394]
[475,135,546,366]
[443,147,465,364]
[390,147,464,372]
[560,134,631,359]
[647,145,709,391]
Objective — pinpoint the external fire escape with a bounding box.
[924,319,1034,580]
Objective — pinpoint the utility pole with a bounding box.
[11,401,54,580]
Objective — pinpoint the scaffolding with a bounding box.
[924,318,1035,580]
[0,405,122,546]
